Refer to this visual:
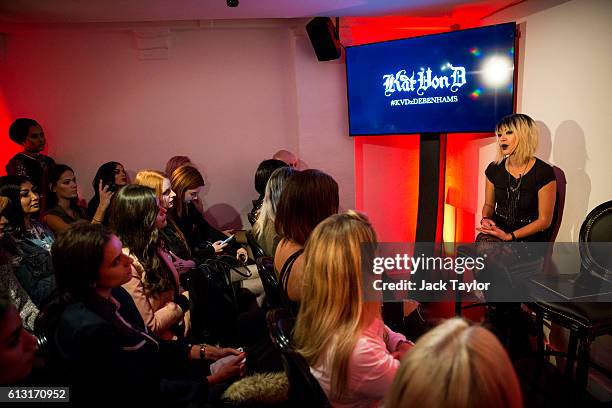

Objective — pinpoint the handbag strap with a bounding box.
[279,249,304,294]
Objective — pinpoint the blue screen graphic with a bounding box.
[346,23,516,135]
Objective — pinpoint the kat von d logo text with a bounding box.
[383,65,466,97]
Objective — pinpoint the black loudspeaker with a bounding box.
[306,17,341,61]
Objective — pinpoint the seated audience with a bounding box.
[35,222,244,405]
[170,164,247,263]
[0,175,55,307]
[294,211,412,407]
[386,318,522,408]
[109,185,187,340]
[43,164,113,234]
[0,286,38,385]
[134,169,195,274]
[274,169,338,304]
[252,166,296,257]
[5,118,56,211]
[0,197,39,331]
[248,159,287,226]
[86,161,128,223]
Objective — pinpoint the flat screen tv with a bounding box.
[345,23,517,136]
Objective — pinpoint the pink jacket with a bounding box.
[121,247,184,340]
[311,318,406,408]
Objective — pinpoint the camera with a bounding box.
[226,0,239,7]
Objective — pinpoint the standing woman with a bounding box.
[5,118,56,211]
[0,175,55,307]
[134,169,194,274]
[109,185,187,340]
[477,113,556,242]
[294,211,412,407]
[43,164,113,234]
[87,161,128,224]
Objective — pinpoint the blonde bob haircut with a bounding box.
[386,318,522,408]
[134,170,167,198]
[293,210,381,400]
[495,113,538,165]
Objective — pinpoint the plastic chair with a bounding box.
[256,257,292,310]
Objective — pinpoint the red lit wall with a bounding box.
[0,91,19,176]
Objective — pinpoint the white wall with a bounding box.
[479,0,612,241]
[0,22,355,228]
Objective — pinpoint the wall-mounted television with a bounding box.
[345,23,517,136]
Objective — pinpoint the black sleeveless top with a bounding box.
[485,157,556,242]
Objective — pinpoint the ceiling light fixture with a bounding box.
[226,0,239,7]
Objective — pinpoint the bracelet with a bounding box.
[480,216,493,224]
[199,344,207,360]
[510,231,517,241]
[92,217,103,223]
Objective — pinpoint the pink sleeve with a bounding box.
[121,265,183,336]
[383,324,407,352]
[349,335,401,400]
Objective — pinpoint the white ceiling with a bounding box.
[0,0,516,24]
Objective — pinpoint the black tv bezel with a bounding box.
[345,22,518,137]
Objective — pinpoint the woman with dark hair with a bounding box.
[109,185,187,340]
[248,159,287,226]
[35,222,244,405]
[274,169,339,304]
[0,196,39,331]
[0,175,54,307]
[43,164,113,234]
[5,118,56,211]
[86,161,128,224]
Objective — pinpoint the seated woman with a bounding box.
[5,118,56,211]
[43,164,113,234]
[0,196,39,331]
[274,169,338,304]
[386,318,522,408]
[86,161,128,224]
[34,222,244,405]
[0,175,54,307]
[477,113,556,242]
[294,211,412,408]
[134,169,195,275]
[248,159,287,226]
[109,185,187,340]
[252,166,296,257]
[0,286,38,385]
[169,164,247,263]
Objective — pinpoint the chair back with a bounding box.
[256,256,292,310]
[246,230,266,259]
[579,200,612,279]
[266,308,331,408]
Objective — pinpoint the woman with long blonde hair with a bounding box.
[294,211,412,407]
[386,318,522,408]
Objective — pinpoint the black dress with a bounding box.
[485,157,556,242]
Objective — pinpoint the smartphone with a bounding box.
[219,235,234,245]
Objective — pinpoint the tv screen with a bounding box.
[345,23,516,136]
